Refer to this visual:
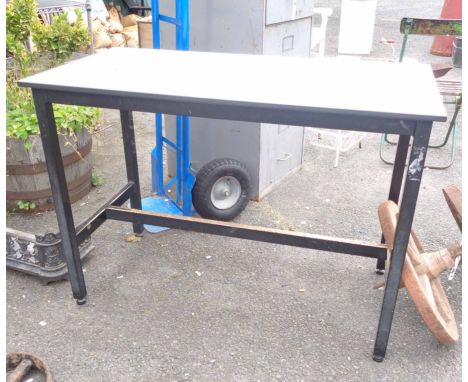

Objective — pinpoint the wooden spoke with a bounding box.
[443,185,462,231]
[378,201,459,344]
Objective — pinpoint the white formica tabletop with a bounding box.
[19,48,447,122]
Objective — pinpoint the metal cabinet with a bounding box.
[263,17,313,56]
[259,124,305,197]
[260,16,310,198]
[160,0,313,200]
[265,0,314,25]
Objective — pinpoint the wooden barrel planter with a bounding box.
[6,129,93,212]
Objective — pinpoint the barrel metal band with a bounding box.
[6,139,92,176]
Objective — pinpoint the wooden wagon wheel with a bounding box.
[6,352,54,382]
[378,200,461,344]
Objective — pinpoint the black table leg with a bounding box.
[120,110,144,235]
[376,134,411,274]
[372,122,432,362]
[32,91,87,304]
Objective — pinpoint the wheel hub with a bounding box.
[210,176,242,210]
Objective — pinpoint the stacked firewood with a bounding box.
[93,5,150,51]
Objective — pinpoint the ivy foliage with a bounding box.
[6,0,98,148]
[7,104,100,149]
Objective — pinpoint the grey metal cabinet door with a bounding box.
[259,17,309,196]
[263,17,312,56]
[259,124,304,197]
[273,124,304,185]
[265,0,314,25]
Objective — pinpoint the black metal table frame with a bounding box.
[31,87,432,362]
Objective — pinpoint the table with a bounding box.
[19,48,446,362]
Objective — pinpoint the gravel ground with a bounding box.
[6,1,462,381]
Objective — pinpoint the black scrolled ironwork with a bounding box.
[6,228,94,282]
[36,232,62,269]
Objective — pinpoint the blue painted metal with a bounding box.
[152,113,164,195]
[159,14,179,25]
[161,136,178,151]
[140,196,182,233]
[144,0,193,232]
[150,0,161,49]
[182,115,195,215]
[150,0,163,196]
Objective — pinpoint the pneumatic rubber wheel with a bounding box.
[192,158,251,221]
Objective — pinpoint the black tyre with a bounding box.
[192,158,251,221]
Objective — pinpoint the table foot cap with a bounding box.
[372,354,385,363]
[76,298,87,305]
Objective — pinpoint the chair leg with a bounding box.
[425,124,458,170]
[380,123,459,169]
[381,94,461,169]
[334,131,342,167]
[319,40,326,57]
[429,97,461,149]
[385,134,398,145]
[379,134,395,166]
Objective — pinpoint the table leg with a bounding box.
[373,122,432,362]
[376,134,411,274]
[32,91,87,304]
[120,111,144,235]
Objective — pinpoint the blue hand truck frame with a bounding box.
[142,0,194,232]
[142,0,251,231]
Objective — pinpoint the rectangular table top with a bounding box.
[19,48,447,122]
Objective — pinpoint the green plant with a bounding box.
[7,0,90,72]
[6,103,100,149]
[16,200,37,211]
[53,105,100,134]
[6,37,32,77]
[91,171,104,187]
[6,0,38,76]
[32,10,90,62]
[6,104,38,149]
[6,75,32,109]
[5,0,98,150]
[6,0,37,44]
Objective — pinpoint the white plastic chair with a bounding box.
[306,58,366,167]
[310,7,333,57]
[305,127,366,167]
